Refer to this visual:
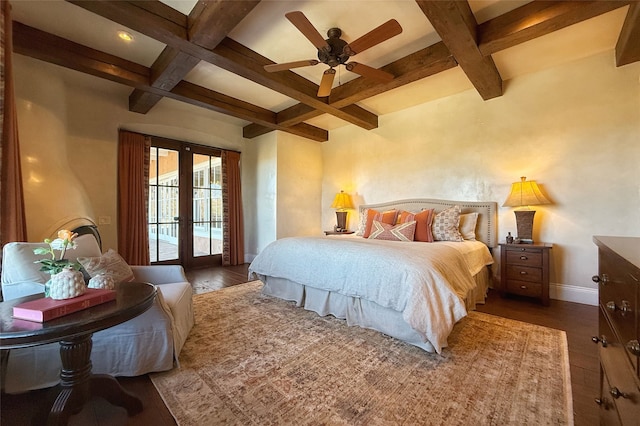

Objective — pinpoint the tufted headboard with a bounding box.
[358,198,498,248]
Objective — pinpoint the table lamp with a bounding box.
[330,190,354,232]
[502,176,550,243]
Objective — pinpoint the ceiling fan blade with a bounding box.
[346,62,394,83]
[344,19,402,56]
[317,68,336,97]
[285,11,330,52]
[264,59,319,73]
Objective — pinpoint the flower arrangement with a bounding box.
[33,230,82,275]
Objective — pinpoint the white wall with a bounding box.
[276,133,323,239]
[242,131,323,261]
[242,132,278,260]
[322,50,640,305]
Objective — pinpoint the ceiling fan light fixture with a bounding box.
[268,11,403,97]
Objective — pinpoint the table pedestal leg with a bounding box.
[41,334,143,426]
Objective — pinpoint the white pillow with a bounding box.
[1,241,51,286]
[77,249,135,283]
[459,212,479,241]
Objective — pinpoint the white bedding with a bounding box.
[248,236,494,353]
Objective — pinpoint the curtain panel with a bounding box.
[117,130,150,265]
[222,150,244,266]
[0,0,27,247]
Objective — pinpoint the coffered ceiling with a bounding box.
[10,1,640,142]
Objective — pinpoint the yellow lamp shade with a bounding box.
[331,190,354,211]
[502,177,550,207]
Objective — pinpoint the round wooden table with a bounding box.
[0,281,156,425]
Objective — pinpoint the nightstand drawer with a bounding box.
[506,280,542,298]
[505,250,542,267]
[506,265,542,283]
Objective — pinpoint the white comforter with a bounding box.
[248,236,494,353]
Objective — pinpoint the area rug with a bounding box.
[151,281,573,425]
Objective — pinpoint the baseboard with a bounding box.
[550,283,598,306]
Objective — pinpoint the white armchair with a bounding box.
[1,235,194,393]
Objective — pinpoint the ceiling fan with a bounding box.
[264,11,403,97]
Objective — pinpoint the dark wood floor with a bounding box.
[1,264,599,425]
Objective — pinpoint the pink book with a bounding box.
[13,288,117,322]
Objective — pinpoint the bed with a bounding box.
[248,198,497,354]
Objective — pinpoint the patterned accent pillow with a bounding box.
[459,212,479,240]
[368,220,416,242]
[363,209,398,238]
[397,209,435,242]
[77,249,135,283]
[432,205,464,242]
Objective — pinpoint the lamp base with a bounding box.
[335,211,348,231]
[514,210,536,244]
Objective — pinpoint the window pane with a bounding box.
[192,153,221,257]
[148,147,179,263]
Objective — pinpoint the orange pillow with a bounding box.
[398,209,435,242]
[363,209,398,238]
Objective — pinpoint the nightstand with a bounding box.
[499,242,552,306]
[324,230,354,236]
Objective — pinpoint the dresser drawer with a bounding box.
[505,250,542,267]
[599,308,640,425]
[598,252,639,375]
[506,280,542,298]
[506,265,542,283]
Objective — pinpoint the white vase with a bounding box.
[48,267,87,300]
[88,273,116,290]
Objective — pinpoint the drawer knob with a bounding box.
[520,285,528,290]
[592,274,609,285]
[520,256,528,260]
[595,397,613,410]
[610,387,629,399]
[626,339,640,356]
[592,335,608,347]
[606,300,633,316]
[520,271,527,275]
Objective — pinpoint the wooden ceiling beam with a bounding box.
[188,0,261,49]
[616,2,640,66]
[478,1,632,56]
[67,0,378,131]
[13,21,327,142]
[415,0,503,101]
[129,47,200,113]
[129,0,260,114]
[13,21,150,86]
[243,41,457,138]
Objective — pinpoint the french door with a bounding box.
[148,137,223,269]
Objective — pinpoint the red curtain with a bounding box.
[222,150,244,266]
[0,0,27,247]
[117,130,150,265]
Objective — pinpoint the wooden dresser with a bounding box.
[592,236,640,424]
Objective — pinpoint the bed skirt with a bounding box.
[256,266,491,353]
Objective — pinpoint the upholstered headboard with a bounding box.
[358,198,498,248]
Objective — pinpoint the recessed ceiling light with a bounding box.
[117,31,133,42]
